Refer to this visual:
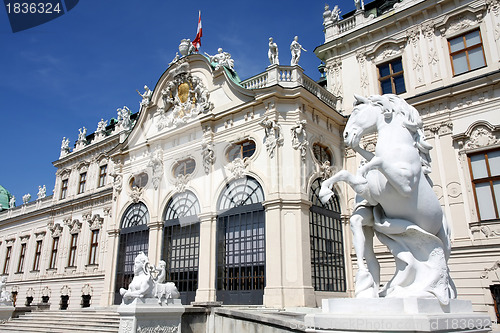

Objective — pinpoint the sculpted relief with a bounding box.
[156,63,213,131]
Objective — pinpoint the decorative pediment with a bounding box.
[76,161,90,172]
[65,219,82,234]
[454,121,500,151]
[155,65,213,131]
[368,39,406,63]
[56,168,71,178]
[87,214,104,230]
[47,222,63,237]
[437,7,485,37]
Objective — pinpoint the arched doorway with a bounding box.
[216,176,265,305]
[114,202,150,304]
[162,191,200,305]
[309,179,346,292]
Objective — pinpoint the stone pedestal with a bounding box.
[0,305,15,322]
[304,298,492,332]
[117,298,185,333]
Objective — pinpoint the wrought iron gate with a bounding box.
[309,179,346,292]
[162,191,201,305]
[163,219,200,305]
[216,203,265,305]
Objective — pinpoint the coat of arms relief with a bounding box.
[156,62,213,130]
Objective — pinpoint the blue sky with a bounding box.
[0,0,358,205]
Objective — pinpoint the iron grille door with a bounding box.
[162,218,200,305]
[309,178,346,292]
[216,203,265,305]
[114,225,149,304]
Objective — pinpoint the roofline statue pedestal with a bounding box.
[305,94,491,332]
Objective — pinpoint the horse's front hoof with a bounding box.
[318,187,333,203]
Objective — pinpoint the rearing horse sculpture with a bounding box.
[320,94,456,304]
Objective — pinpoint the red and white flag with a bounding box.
[192,11,202,52]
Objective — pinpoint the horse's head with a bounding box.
[343,94,380,148]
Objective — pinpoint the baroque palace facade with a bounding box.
[0,0,499,328]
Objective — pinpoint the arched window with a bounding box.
[162,191,200,305]
[216,176,265,305]
[114,202,150,304]
[309,179,346,292]
[217,177,264,211]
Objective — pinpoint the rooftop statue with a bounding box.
[137,85,152,106]
[117,106,133,130]
[77,127,87,144]
[22,193,31,205]
[290,36,306,66]
[323,4,341,25]
[320,94,456,304]
[96,118,108,136]
[355,0,365,12]
[205,48,234,71]
[37,185,46,200]
[268,37,279,65]
[9,196,15,209]
[60,137,70,153]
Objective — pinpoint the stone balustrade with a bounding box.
[241,65,340,112]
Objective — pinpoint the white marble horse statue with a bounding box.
[320,94,456,304]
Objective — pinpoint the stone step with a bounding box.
[13,318,120,327]
[0,309,120,333]
[0,324,118,333]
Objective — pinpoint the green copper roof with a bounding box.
[0,185,12,211]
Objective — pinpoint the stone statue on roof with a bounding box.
[77,127,87,143]
[268,37,279,65]
[37,185,46,200]
[355,0,365,11]
[96,119,107,136]
[117,106,133,130]
[61,137,70,153]
[204,48,234,71]
[290,36,307,66]
[137,85,152,106]
[9,196,15,209]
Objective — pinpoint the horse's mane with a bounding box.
[357,94,433,176]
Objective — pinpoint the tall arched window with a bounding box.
[216,176,265,305]
[309,179,346,292]
[162,191,200,305]
[114,202,150,304]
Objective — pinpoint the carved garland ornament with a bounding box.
[201,128,216,174]
[225,157,249,180]
[147,148,164,190]
[156,68,213,131]
[291,120,309,161]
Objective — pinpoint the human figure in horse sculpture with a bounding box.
[320,94,456,304]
